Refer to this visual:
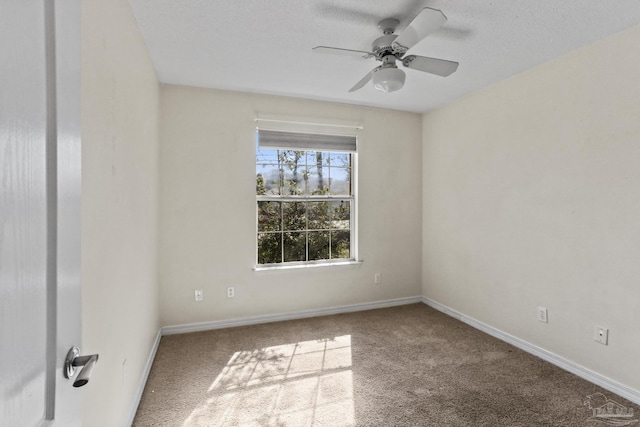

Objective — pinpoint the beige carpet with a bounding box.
[133,304,638,426]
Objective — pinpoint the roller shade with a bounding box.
[258,129,357,153]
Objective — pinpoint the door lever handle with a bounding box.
[64,347,99,387]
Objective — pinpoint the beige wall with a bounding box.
[81,0,160,425]
[422,25,640,392]
[159,86,423,327]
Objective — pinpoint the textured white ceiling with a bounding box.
[128,0,640,113]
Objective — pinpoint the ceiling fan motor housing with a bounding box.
[372,34,399,58]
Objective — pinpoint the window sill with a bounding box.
[253,260,363,273]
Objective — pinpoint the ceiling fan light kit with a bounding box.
[313,7,459,94]
[373,67,405,93]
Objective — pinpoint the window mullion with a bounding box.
[305,156,309,262]
[280,201,284,263]
[257,195,353,202]
[305,201,309,262]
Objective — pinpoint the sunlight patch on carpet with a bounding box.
[182,335,354,426]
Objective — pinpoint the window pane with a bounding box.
[256,148,280,164]
[306,151,329,167]
[331,230,350,259]
[283,232,306,262]
[282,150,305,195]
[307,201,330,230]
[308,231,330,261]
[277,150,303,195]
[329,152,350,168]
[331,200,350,230]
[305,166,329,195]
[258,233,282,264]
[282,202,306,231]
[258,201,281,232]
[256,163,281,195]
[280,149,305,164]
[329,167,351,195]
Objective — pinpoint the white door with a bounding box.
[1,0,82,425]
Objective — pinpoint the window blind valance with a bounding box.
[257,129,357,153]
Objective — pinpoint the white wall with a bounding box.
[422,25,640,393]
[159,86,422,327]
[81,0,160,425]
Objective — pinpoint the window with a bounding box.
[256,129,356,266]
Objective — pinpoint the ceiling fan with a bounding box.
[313,7,459,93]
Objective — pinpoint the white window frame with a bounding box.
[255,128,358,268]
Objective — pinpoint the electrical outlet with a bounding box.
[537,307,548,323]
[594,326,608,345]
[194,289,203,301]
[227,287,235,298]
[374,273,381,284]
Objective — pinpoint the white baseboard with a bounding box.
[127,328,162,427]
[422,297,640,406]
[161,296,423,336]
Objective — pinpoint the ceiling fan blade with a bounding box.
[313,46,374,59]
[393,8,447,51]
[402,55,458,77]
[349,67,378,92]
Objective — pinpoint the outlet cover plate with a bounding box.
[537,307,548,323]
[595,326,608,345]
